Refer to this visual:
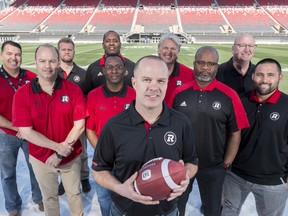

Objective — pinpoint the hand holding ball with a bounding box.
[134,158,186,201]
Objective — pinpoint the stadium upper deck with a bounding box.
[0,0,287,41]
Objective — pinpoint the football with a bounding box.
[133,157,187,201]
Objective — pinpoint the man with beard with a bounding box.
[216,34,256,94]
[169,46,249,216]
[222,58,288,216]
[57,37,91,195]
[157,32,194,104]
[84,30,135,94]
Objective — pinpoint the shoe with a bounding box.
[38,202,44,212]
[8,210,20,216]
[81,179,91,193]
[58,181,65,196]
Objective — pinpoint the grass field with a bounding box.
[2,42,288,93]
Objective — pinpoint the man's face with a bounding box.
[252,62,282,95]
[59,42,75,63]
[193,49,218,83]
[104,57,126,86]
[132,59,168,110]
[0,44,22,72]
[158,39,179,65]
[232,35,256,63]
[102,32,121,56]
[35,46,60,81]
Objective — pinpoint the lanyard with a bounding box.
[0,67,24,92]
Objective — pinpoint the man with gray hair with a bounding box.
[157,32,194,103]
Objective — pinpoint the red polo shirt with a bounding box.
[12,76,87,165]
[0,67,36,136]
[86,84,135,136]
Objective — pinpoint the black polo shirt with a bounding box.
[92,102,198,215]
[84,54,135,94]
[216,58,255,94]
[57,62,86,93]
[170,79,249,168]
[232,89,288,185]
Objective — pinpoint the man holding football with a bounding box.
[92,55,198,216]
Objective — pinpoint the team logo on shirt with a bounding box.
[73,75,80,83]
[97,72,103,76]
[212,101,221,110]
[24,80,30,84]
[164,131,177,146]
[176,80,182,86]
[270,112,280,121]
[61,95,70,103]
[124,103,130,109]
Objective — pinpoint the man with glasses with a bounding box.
[86,55,135,216]
[169,46,249,216]
[216,34,256,94]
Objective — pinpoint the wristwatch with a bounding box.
[224,163,232,171]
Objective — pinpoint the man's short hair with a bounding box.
[134,55,167,75]
[1,40,22,52]
[57,37,75,49]
[102,30,121,43]
[158,32,181,52]
[255,58,282,75]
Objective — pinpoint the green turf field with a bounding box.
[2,42,288,93]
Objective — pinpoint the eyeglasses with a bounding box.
[194,60,218,68]
[105,65,124,71]
[235,44,257,49]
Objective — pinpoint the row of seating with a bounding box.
[1,4,287,33]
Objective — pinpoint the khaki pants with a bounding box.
[30,155,83,216]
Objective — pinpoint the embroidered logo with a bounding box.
[164,131,177,146]
[180,101,187,106]
[270,112,280,121]
[97,72,103,76]
[73,75,80,83]
[212,101,221,110]
[61,96,69,103]
[124,103,130,109]
[176,80,182,86]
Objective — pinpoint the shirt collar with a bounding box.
[129,102,170,127]
[169,62,180,78]
[249,89,281,104]
[99,54,126,66]
[228,58,254,77]
[102,84,128,98]
[0,66,27,79]
[31,75,62,93]
[191,78,217,92]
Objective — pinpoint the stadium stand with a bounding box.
[139,0,175,6]
[136,7,178,33]
[63,0,99,7]
[43,7,94,33]
[221,6,277,32]
[101,0,137,7]
[89,8,135,33]
[0,7,15,21]
[178,0,214,7]
[265,6,288,30]
[179,7,225,33]
[22,0,60,7]
[257,0,288,6]
[0,6,54,32]
[217,0,254,6]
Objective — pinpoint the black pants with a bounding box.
[196,167,226,216]
[177,177,195,216]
